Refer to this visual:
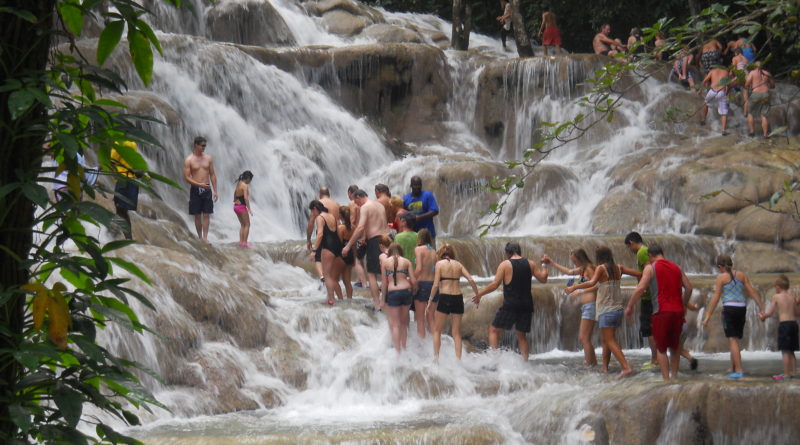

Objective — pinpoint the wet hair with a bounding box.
[309,200,328,213]
[734,47,742,56]
[716,254,735,284]
[630,27,642,38]
[379,235,392,248]
[348,184,360,195]
[236,170,253,183]
[319,186,331,197]
[437,244,455,260]
[400,212,416,228]
[389,195,403,209]
[595,246,618,280]
[601,23,611,31]
[571,248,594,269]
[339,206,352,231]
[194,136,206,146]
[504,242,521,256]
[388,243,404,286]
[353,189,368,198]
[624,232,643,246]
[648,243,664,257]
[775,274,790,291]
[375,184,390,196]
[417,228,432,246]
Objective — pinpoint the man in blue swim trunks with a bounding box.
[403,176,439,247]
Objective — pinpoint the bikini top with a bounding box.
[234,195,246,205]
[386,269,409,277]
[440,276,460,281]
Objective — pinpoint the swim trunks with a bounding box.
[652,311,683,352]
[386,289,412,307]
[114,179,139,211]
[437,294,464,315]
[189,185,213,215]
[749,91,770,117]
[704,89,729,115]
[701,50,721,71]
[366,236,381,274]
[581,301,596,321]
[542,25,561,46]
[722,305,747,338]
[599,50,610,56]
[777,320,799,351]
[356,241,367,260]
[342,239,355,265]
[640,299,653,337]
[492,307,532,333]
[415,280,438,303]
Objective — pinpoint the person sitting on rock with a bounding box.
[593,24,625,56]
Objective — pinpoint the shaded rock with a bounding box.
[592,188,651,234]
[363,24,424,43]
[104,91,182,125]
[206,0,295,46]
[726,205,800,244]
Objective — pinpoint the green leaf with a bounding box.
[113,140,148,171]
[58,0,84,36]
[135,19,163,55]
[53,384,84,428]
[8,89,34,120]
[8,404,31,434]
[72,335,105,363]
[122,409,141,426]
[0,6,37,23]
[108,257,152,285]
[60,268,92,290]
[21,183,49,207]
[97,423,142,444]
[128,29,154,86]
[97,20,125,66]
[102,240,136,253]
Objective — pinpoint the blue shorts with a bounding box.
[598,309,623,328]
[581,302,596,320]
[415,280,438,303]
[386,289,412,307]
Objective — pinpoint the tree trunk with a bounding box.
[0,0,53,439]
[451,0,471,51]
[509,0,533,57]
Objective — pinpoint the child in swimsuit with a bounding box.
[233,171,253,247]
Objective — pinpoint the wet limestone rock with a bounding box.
[304,0,385,36]
[206,0,295,46]
[592,189,652,234]
[363,24,424,43]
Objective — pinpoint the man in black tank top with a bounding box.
[473,242,548,361]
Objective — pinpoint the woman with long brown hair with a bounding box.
[380,243,416,352]
[338,206,354,299]
[428,244,478,360]
[413,228,437,338]
[309,200,344,305]
[543,248,598,366]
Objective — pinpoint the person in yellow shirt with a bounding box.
[111,141,140,240]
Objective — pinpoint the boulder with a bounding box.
[363,24,424,44]
[592,188,652,234]
[305,0,385,23]
[322,9,370,36]
[206,0,295,46]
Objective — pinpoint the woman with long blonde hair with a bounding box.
[428,244,478,360]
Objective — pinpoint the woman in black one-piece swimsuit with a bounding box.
[310,200,344,305]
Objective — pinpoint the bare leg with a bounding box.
[488,325,501,349]
[321,252,337,304]
[433,310,447,359]
[240,211,250,244]
[700,104,709,124]
[367,273,380,308]
[721,115,728,133]
[354,257,368,286]
[201,213,210,241]
[116,207,132,240]
[516,331,529,362]
[648,336,657,364]
[680,345,693,361]
[400,305,410,350]
[342,265,353,298]
[747,113,755,135]
[579,318,597,366]
[786,352,797,377]
[194,214,203,239]
[414,300,427,339]
[387,306,403,353]
[451,314,463,360]
[761,116,769,137]
[657,349,670,380]
[670,347,680,379]
[602,327,632,378]
[601,340,611,373]
[543,45,548,56]
[555,45,561,54]
[426,301,438,334]
[315,261,323,280]
[729,337,743,373]
[331,258,344,300]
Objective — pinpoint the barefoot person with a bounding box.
[759,275,799,380]
[380,243,415,352]
[414,228,438,338]
[310,200,344,305]
[593,24,625,56]
[183,136,218,242]
[538,4,561,55]
[745,62,776,137]
[472,242,548,362]
[428,244,479,360]
[625,243,693,381]
[702,254,765,379]
[342,189,389,310]
[542,249,598,367]
[346,184,368,289]
[567,247,637,378]
[307,187,341,282]
[233,171,253,247]
[623,232,658,370]
[338,206,355,299]
[700,65,733,135]
[497,0,513,50]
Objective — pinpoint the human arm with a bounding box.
[531,260,548,283]
[759,295,776,321]
[182,157,203,187]
[566,265,603,293]
[306,213,315,252]
[541,254,579,275]
[619,265,641,279]
[625,264,653,318]
[742,273,765,313]
[462,266,480,297]
[472,261,507,307]
[681,270,693,307]
[342,219,366,256]
[209,157,218,201]
[380,260,388,309]
[702,276,723,327]
[415,192,439,223]
[311,215,324,252]
[244,184,252,215]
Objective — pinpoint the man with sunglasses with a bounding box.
[183,136,218,242]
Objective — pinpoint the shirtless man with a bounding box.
[700,39,723,74]
[347,184,368,288]
[700,66,733,135]
[497,0,513,50]
[745,62,776,137]
[307,187,341,281]
[593,24,625,57]
[538,5,561,55]
[183,136,218,242]
[342,189,388,309]
[374,184,392,224]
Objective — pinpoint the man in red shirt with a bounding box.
[625,243,693,380]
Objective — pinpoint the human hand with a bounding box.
[565,286,574,294]
[541,254,551,264]
[306,242,312,253]
[342,245,350,257]
[624,306,633,319]
[471,294,481,308]
[702,318,709,327]
[213,193,219,202]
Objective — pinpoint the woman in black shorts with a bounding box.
[380,243,416,353]
[427,244,479,360]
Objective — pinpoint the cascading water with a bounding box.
[65,0,800,443]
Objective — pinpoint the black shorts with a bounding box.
[342,245,355,266]
[314,245,322,262]
[777,321,799,352]
[386,289,412,307]
[365,236,381,274]
[492,307,533,333]
[189,185,213,215]
[722,306,747,339]
[415,280,438,303]
[356,241,367,260]
[437,294,464,315]
[113,179,139,211]
[640,299,653,337]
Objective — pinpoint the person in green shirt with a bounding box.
[394,213,418,269]
[625,231,658,369]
